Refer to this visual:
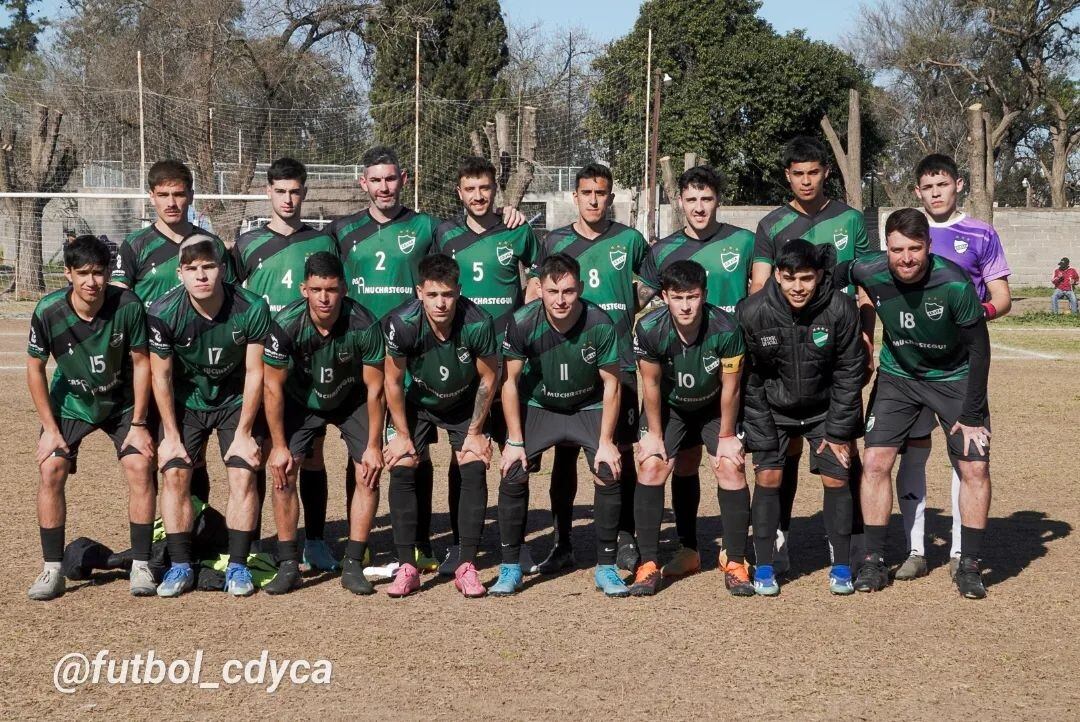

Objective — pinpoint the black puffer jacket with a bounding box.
[734,266,866,450]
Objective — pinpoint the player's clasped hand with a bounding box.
[817,438,851,468]
[635,433,667,464]
[593,441,622,480]
[122,425,155,459]
[459,432,492,467]
[36,428,68,465]
[951,422,991,457]
[715,434,745,469]
[224,432,261,469]
[267,446,295,490]
[500,441,527,477]
[357,446,384,488]
[382,433,416,467]
[156,435,190,471]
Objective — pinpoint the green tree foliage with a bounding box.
[0,0,45,73]
[588,0,883,205]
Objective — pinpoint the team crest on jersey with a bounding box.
[109,331,124,348]
[397,232,416,254]
[924,302,944,321]
[721,251,740,273]
[953,237,969,254]
[231,329,246,345]
[703,355,720,373]
[337,347,352,363]
[152,327,163,344]
[812,329,829,348]
[833,230,849,251]
[609,246,628,270]
[270,335,280,353]
[581,343,597,364]
[496,241,514,267]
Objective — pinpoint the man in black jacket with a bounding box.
[736,239,866,597]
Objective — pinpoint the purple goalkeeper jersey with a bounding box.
[928,213,1011,301]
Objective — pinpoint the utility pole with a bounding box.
[566,31,573,165]
[646,68,662,240]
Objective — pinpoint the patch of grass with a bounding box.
[994,311,1080,327]
[1011,285,1055,298]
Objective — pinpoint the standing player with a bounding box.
[737,240,866,596]
[893,153,1012,581]
[843,209,993,599]
[382,254,499,598]
[112,159,237,505]
[261,253,386,596]
[431,156,538,574]
[636,164,755,577]
[233,157,340,573]
[148,236,270,597]
[495,254,626,597]
[632,260,751,597]
[26,236,156,600]
[749,136,872,572]
[525,162,649,574]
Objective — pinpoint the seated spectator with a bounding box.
[1051,257,1078,315]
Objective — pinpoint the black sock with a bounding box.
[190,465,210,504]
[779,455,799,531]
[389,465,418,564]
[457,461,487,564]
[448,461,463,545]
[672,473,700,550]
[594,481,622,565]
[415,459,434,553]
[718,487,751,564]
[227,529,253,565]
[823,485,853,566]
[864,524,888,558]
[299,467,328,540]
[751,485,781,565]
[345,539,368,562]
[345,462,356,523]
[633,483,665,564]
[551,446,578,547]
[618,449,637,535]
[165,531,193,565]
[849,453,865,535]
[498,471,529,563]
[254,468,266,542]
[129,522,153,562]
[960,525,985,560]
[277,538,299,563]
[40,525,64,563]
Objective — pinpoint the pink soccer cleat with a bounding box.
[386,562,421,598]
[453,562,487,598]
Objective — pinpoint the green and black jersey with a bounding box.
[112,225,237,306]
[148,283,271,411]
[28,286,147,424]
[841,253,982,381]
[263,297,385,412]
[233,224,338,313]
[634,304,746,412]
[639,224,755,312]
[385,297,498,412]
[502,299,619,412]
[434,218,537,339]
[330,207,439,320]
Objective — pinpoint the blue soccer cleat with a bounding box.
[489,563,523,596]
[829,564,855,595]
[753,564,780,596]
[225,563,256,597]
[594,564,629,598]
[157,563,196,598]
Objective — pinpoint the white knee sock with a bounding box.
[896,446,931,556]
[950,466,962,558]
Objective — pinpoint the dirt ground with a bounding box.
[0,313,1078,720]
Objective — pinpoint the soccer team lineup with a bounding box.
[28,138,1007,603]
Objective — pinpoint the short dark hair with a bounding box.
[267,157,307,185]
[457,156,496,185]
[781,136,829,169]
[775,238,827,273]
[884,207,931,244]
[147,159,193,193]
[660,259,708,293]
[304,251,345,281]
[419,253,461,286]
[178,235,221,266]
[678,165,722,195]
[914,153,960,183]
[64,234,110,270]
[362,145,400,171]
[538,253,580,282]
[574,162,613,190]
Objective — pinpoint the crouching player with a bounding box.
[632,260,752,597]
[148,236,271,597]
[736,240,866,596]
[261,252,386,596]
[382,254,499,598]
[495,253,626,597]
[27,235,156,600]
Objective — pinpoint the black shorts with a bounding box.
[641,404,724,458]
[45,408,141,474]
[520,405,614,479]
[286,398,371,464]
[865,373,991,462]
[908,406,937,440]
[751,417,851,481]
[161,404,267,472]
[387,402,487,457]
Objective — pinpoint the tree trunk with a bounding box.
[820,89,862,210]
[1046,99,1073,208]
[14,198,46,297]
[965,104,993,224]
[503,107,537,209]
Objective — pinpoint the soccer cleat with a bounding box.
[536,544,575,574]
[829,564,855,595]
[414,546,438,573]
[616,531,641,573]
[853,554,889,593]
[156,564,196,598]
[341,556,375,595]
[661,546,701,578]
[894,554,929,581]
[264,560,302,595]
[453,562,487,598]
[753,564,780,596]
[954,557,987,599]
[627,561,662,597]
[437,545,461,577]
[387,563,422,598]
[519,545,538,575]
[722,559,755,597]
[773,530,791,575]
[594,564,630,597]
[489,563,524,596]
[27,567,65,601]
[129,564,157,597]
[224,563,256,597]
[300,539,340,573]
